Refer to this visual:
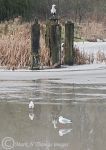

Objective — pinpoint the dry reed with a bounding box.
[0,19,31,69]
[78,21,106,40]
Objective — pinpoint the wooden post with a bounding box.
[31,18,40,70]
[45,18,61,68]
[64,21,74,65]
[45,20,51,49]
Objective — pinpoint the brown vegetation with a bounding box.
[0,20,106,69]
[0,20,51,69]
[74,48,106,65]
[0,20,31,68]
[77,21,106,41]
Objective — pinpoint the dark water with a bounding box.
[0,80,106,150]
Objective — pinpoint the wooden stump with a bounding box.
[64,21,74,65]
[31,18,40,70]
[45,18,61,67]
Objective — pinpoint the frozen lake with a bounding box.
[0,64,106,150]
[0,102,106,150]
[74,42,106,53]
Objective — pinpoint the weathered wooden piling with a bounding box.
[64,21,74,65]
[31,18,40,69]
[45,18,61,67]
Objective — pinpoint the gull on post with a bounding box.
[51,4,56,16]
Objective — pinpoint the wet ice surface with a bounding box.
[0,100,106,150]
[0,80,106,102]
[0,79,106,150]
[0,64,106,150]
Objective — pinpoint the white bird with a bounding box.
[61,43,64,52]
[59,129,72,136]
[51,4,56,16]
[52,119,58,129]
[59,116,72,124]
[29,113,34,121]
[29,101,34,109]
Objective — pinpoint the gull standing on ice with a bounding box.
[51,4,56,16]
[29,101,34,109]
[59,116,72,124]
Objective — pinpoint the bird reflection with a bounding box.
[29,112,34,121]
[52,118,58,129]
[59,129,72,136]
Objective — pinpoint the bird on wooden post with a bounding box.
[51,4,56,17]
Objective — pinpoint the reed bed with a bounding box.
[0,20,50,69]
[0,20,31,68]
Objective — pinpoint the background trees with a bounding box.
[0,0,105,22]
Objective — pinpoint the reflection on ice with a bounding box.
[0,79,106,103]
[0,101,106,150]
[59,128,72,136]
[52,119,58,129]
[0,79,106,149]
[29,112,34,120]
